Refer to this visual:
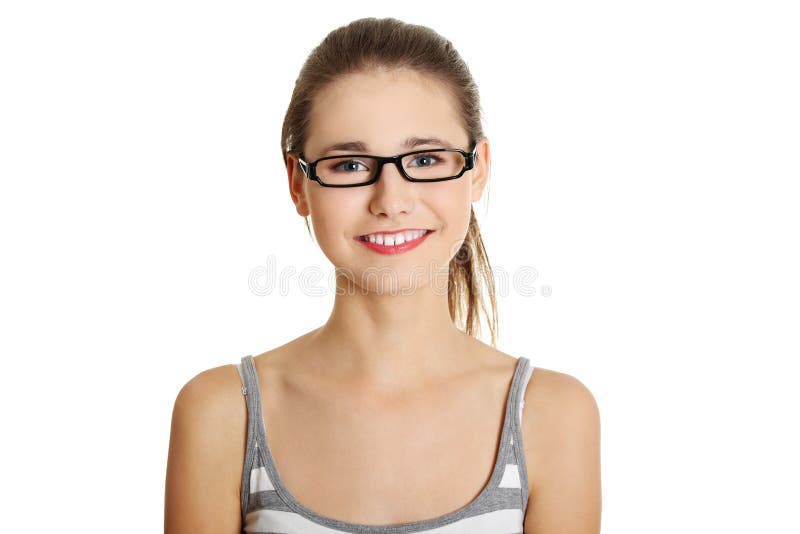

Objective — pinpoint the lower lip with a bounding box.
[355,231,433,255]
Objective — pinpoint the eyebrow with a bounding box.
[317,136,453,158]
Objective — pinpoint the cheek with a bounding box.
[429,181,472,225]
[423,183,473,258]
[306,189,361,247]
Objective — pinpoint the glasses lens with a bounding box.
[402,150,465,180]
[314,150,467,186]
[315,156,379,186]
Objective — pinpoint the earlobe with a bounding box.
[471,175,488,203]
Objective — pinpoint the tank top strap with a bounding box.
[508,356,534,516]
[236,354,262,526]
[237,355,265,428]
[514,356,534,427]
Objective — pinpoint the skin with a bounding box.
[165,68,601,533]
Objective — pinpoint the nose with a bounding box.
[368,160,415,217]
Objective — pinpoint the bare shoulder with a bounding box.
[170,363,248,438]
[522,366,600,420]
[521,367,602,534]
[164,362,248,534]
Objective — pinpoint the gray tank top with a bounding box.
[235,354,534,533]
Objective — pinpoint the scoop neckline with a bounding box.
[247,355,527,532]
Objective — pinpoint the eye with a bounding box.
[408,154,440,167]
[332,159,369,173]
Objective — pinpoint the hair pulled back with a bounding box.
[281,17,498,347]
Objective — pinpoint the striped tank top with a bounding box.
[235,354,535,533]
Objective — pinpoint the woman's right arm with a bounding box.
[164,366,246,534]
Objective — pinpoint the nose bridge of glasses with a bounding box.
[374,154,409,182]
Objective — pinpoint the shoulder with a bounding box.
[522,366,600,424]
[164,362,247,533]
[170,363,248,441]
[170,362,248,455]
[173,362,246,414]
[520,366,602,533]
[519,366,600,468]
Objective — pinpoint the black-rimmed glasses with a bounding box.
[297,144,478,188]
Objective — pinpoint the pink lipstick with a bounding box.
[354,229,434,255]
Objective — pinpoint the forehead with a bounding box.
[305,69,468,158]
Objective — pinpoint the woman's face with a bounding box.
[286,68,489,294]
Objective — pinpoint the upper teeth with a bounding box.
[364,229,427,245]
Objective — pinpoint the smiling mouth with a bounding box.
[357,229,433,245]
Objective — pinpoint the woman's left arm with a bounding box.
[522,370,602,534]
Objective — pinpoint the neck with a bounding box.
[304,276,471,388]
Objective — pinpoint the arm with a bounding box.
[164,366,245,534]
[522,370,602,534]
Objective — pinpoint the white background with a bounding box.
[1,1,798,532]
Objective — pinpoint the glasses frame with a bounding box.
[297,143,479,188]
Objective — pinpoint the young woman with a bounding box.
[165,17,601,534]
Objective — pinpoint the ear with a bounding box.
[286,152,311,217]
[470,137,490,203]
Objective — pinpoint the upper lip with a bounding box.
[357,228,433,237]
